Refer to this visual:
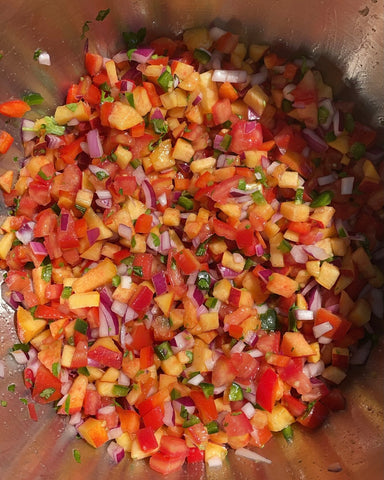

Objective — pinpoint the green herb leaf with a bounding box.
[95,170,109,181]
[61,286,72,299]
[101,90,114,103]
[281,98,293,113]
[154,341,173,361]
[200,382,214,398]
[96,8,110,21]
[81,21,92,39]
[73,449,81,464]
[132,266,143,277]
[77,366,90,376]
[344,113,355,134]
[41,263,52,282]
[112,384,130,397]
[229,382,243,401]
[310,190,334,208]
[65,103,78,112]
[157,69,173,92]
[278,239,292,253]
[131,236,136,248]
[33,49,42,60]
[112,275,121,287]
[52,362,60,378]
[295,187,304,204]
[170,388,181,400]
[39,387,56,400]
[7,384,16,392]
[325,131,336,143]
[288,305,298,332]
[254,166,268,187]
[74,318,88,335]
[282,425,294,443]
[122,27,146,50]
[23,92,44,106]
[40,116,66,136]
[260,308,279,331]
[193,48,211,65]
[1,400,7,407]
[177,195,194,210]
[206,420,219,434]
[238,179,246,191]
[64,394,71,414]
[150,232,160,247]
[151,118,168,135]
[252,190,266,205]
[220,134,232,151]
[182,415,200,428]
[125,91,135,107]
[11,342,30,353]
[349,142,366,160]
[317,106,329,125]
[196,270,210,290]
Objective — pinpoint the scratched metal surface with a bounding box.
[0,1,383,479]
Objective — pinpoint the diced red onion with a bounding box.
[111,299,128,317]
[131,48,155,64]
[230,340,246,354]
[217,154,237,168]
[196,304,208,317]
[187,373,204,386]
[15,222,35,245]
[257,268,272,283]
[235,448,272,464]
[340,176,354,195]
[243,330,258,346]
[307,286,322,314]
[119,79,135,93]
[173,397,195,416]
[317,173,337,186]
[318,335,333,344]
[350,340,372,365]
[270,212,283,224]
[88,164,109,179]
[302,128,329,153]
[213,134,226,152]
[162,401,175,427]
[141,179,156,209]
[266,161,280,175]
[46,134,64,149]
[216,264,237,279]
[282,84,296,101]
[170,330,195,354]
[108,427,124,441]
[69,411,82,426]
[301,280,317,297]
[80,141,89,154]
[113,50,129,63]
[192,94,202,106]
[303,360,325,378]
[118,371,130,387]
[159,231,171,254]
[247,348,264,358]
[245,121,257,134]
[241,402,256,419]
[86,129,104,158]
[96,198,113,209]
[250,67,268,86]
[60,213,69,232]
[99,297,119,337]
[248,107,259,121]
[118,224,132,241]
[187,285,205,308]
[38,51,51,66]
[290,245,308,264]
[313,321,333,338]
[212,69,248,84]
[152,271,168,296]
[132,165,146,185]
[295,309,314,321]
[96,190,112,200]
[21,119,37,142]
[124,305,138,323]
[87,228,100,245]
[107,441,125,463]
[157,192,167,206]
[10,349,28,365]
[303,245,329,261]
[333,110,344,137]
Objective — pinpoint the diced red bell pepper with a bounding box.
[0,99,31,118]
[0,130,14,153]
[128,285,154,314]
[143,406,164,431]
[190,390,218,424]
[256,368,279,412]
[212,218,237,241]
[297,401,329,429]
[174,249,201,275]
[137,426,158,452]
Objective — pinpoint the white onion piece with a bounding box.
[0,360,5,378]
[120,275,132,289]
[303,360,325,378]
[318,335,333,344]
[341,176,354,195]
[212,69,248,83]
[230,340,246,354]
[317,173,337,186]
[235,447,272,464]
[247,348,264,358]
[69,412,82,426]
[38,51,51,66]
[10,350,28,364]
[108,427,123,440]
[98,404,115,415]
[187,373,204,386]
[241,402,256,419]
[290,245,308,264]
[313,321,333,338]
[209,26,227,41]
[303,245,330,261]
[266,161,280,175]
[118,371,130,386]
[207,456,223,468]
[295,309,314,320]
[157,192,167,206]
[282,83,296,101]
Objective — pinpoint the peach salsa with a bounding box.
[0,24,383,475]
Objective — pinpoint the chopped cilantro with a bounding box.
[33,48,42,60]
[41,263,52,282]
[122,27,146,50]
[73,449,81,464]
[39,387,56,400]
[96,8,110,21]
[23,92,44,106]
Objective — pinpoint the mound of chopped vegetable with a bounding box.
[0,25,383,475]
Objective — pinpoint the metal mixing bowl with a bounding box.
[0,1,383,479]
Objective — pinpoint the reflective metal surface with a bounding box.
[0,1,383,479]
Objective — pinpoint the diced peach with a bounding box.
[348,298,371,326]
[316,262,340,290]
[108,101,143,130]
[16,306,47,344]
[267,273,298,298]
[0,170,14,193]
[280,202,310,222]
[72,258,117,293]
[280,332,314,357]
[78,418,109,448]
[59,374,88,415]
[154,292,175,316]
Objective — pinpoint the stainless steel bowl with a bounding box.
[0,1,383,479]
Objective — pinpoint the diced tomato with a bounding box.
[85,52,103,76]
[190,390,218,424]
[159,435,188,459]
[27,402,38,422]
[212,218,237,241]
[187,446,204,463]
[34,209,58,237]
[230,120,263,154]
[223,411,253,436]
[320,388,346,411]
[34,305,65,319]
[150,37,178,57]
[212,98,232,125]
[281,392,307,417]
[174,249,201,275]
[128,285,154,314]
[0,130,14,153]
[212,356,237,387]
[278,358,312,395]
[137,426,158,452]
[83,389,102,416]
[113,174,137,196]
[134,214,152,234]
[32,365,62,404]
[127,323,153,351]
[116,407,140,433]
[0,99,31,118]
[149,451,185,475]
[214,32,239,54]
[297,401,329,429]
[231,352,259,380]
[143,406,164,431]
[256,368,279,412]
